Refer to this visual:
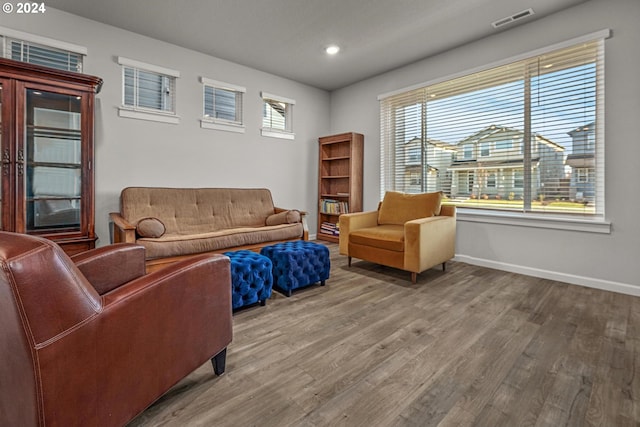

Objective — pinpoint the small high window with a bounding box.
[261,92,295,140]
[117,57,180,124]
[201,77,245,133]
[0,27,86,72]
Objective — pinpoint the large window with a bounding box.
[379,31,607,219]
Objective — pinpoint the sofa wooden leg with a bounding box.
[442,262,446,271]
[212,348,227,376]
[348,256,352,267]
[411,272,417,284]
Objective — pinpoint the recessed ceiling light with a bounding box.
[325,45,340,55]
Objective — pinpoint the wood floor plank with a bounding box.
[127,242,640,427]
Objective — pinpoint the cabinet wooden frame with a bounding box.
[0,58,102,255]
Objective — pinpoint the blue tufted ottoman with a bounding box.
[260,241,330,297]
[223,250,273,309]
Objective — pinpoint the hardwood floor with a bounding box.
[128,242,640,427]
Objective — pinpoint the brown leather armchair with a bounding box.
[0,231,232,427]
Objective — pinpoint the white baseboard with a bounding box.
[454,254,640,297]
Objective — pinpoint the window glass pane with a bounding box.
[137,70,164,110]
[122,66,174,113]
[263,99,288,131]
[380,39,603,216]
[123,67,135,106]
[204,86,240,122]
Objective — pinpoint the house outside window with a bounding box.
[487,172,497,188]
[200,77,245,133]
[463,144,473,159]
[117,57,180,124]
[261,92,295,140]
[479,142,491,157]
[379,31,607,219]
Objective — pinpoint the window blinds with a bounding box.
[123,67,175,112]
[380,33,606,217]
[204,86,242,123]
[6,38,82,72]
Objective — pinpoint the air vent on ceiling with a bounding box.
[491,8,535,29]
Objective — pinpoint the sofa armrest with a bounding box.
[71,243,146,295]
[109,212,136,244]
[404,215,456,273]
[274,207,309,240]
[338,210,379,255]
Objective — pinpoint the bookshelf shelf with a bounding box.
[317,132,364,243]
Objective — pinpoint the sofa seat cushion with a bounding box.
[349,224,405,252]
[137,223,304,259]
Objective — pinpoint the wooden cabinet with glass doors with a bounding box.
[0,58,102,255]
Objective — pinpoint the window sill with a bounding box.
[200,119,245,133]
[118,107,180,124]
[261,128,295,140]
[456,208,611,234]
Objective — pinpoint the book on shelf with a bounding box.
[319,221,340,236]
[319,199,349,214]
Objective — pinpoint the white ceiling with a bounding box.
[47,0,590,91]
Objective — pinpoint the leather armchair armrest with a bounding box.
[338,210,379,255]
[404,215,456,272]
[71,243,146,295]
[109,212,136,244]
[100,253,233,364]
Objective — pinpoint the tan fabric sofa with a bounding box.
[110,187,307,271]
[339,191,456,283]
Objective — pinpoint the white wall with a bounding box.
[0,9,331,245]
[330,0,640,293]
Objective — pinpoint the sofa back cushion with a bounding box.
[121,187,276,234]
[377,191,443,225]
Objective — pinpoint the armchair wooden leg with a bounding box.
[442,262,446,271]
[411,272,417,284]
[348,256,352,267]
[211,348,227,376]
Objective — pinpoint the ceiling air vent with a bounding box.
[491,8,535,29]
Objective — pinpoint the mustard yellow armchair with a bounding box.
[339,191,456,283]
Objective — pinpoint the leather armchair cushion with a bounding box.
[266,209,301,226]
[378,191,443,225]
[349,224,405,252]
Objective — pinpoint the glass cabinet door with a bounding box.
[24,88,83,233]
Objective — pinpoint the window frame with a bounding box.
[117,57,180,124]
[378,30,611,234]
[260,91,295,140]
[199,77,245,133]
